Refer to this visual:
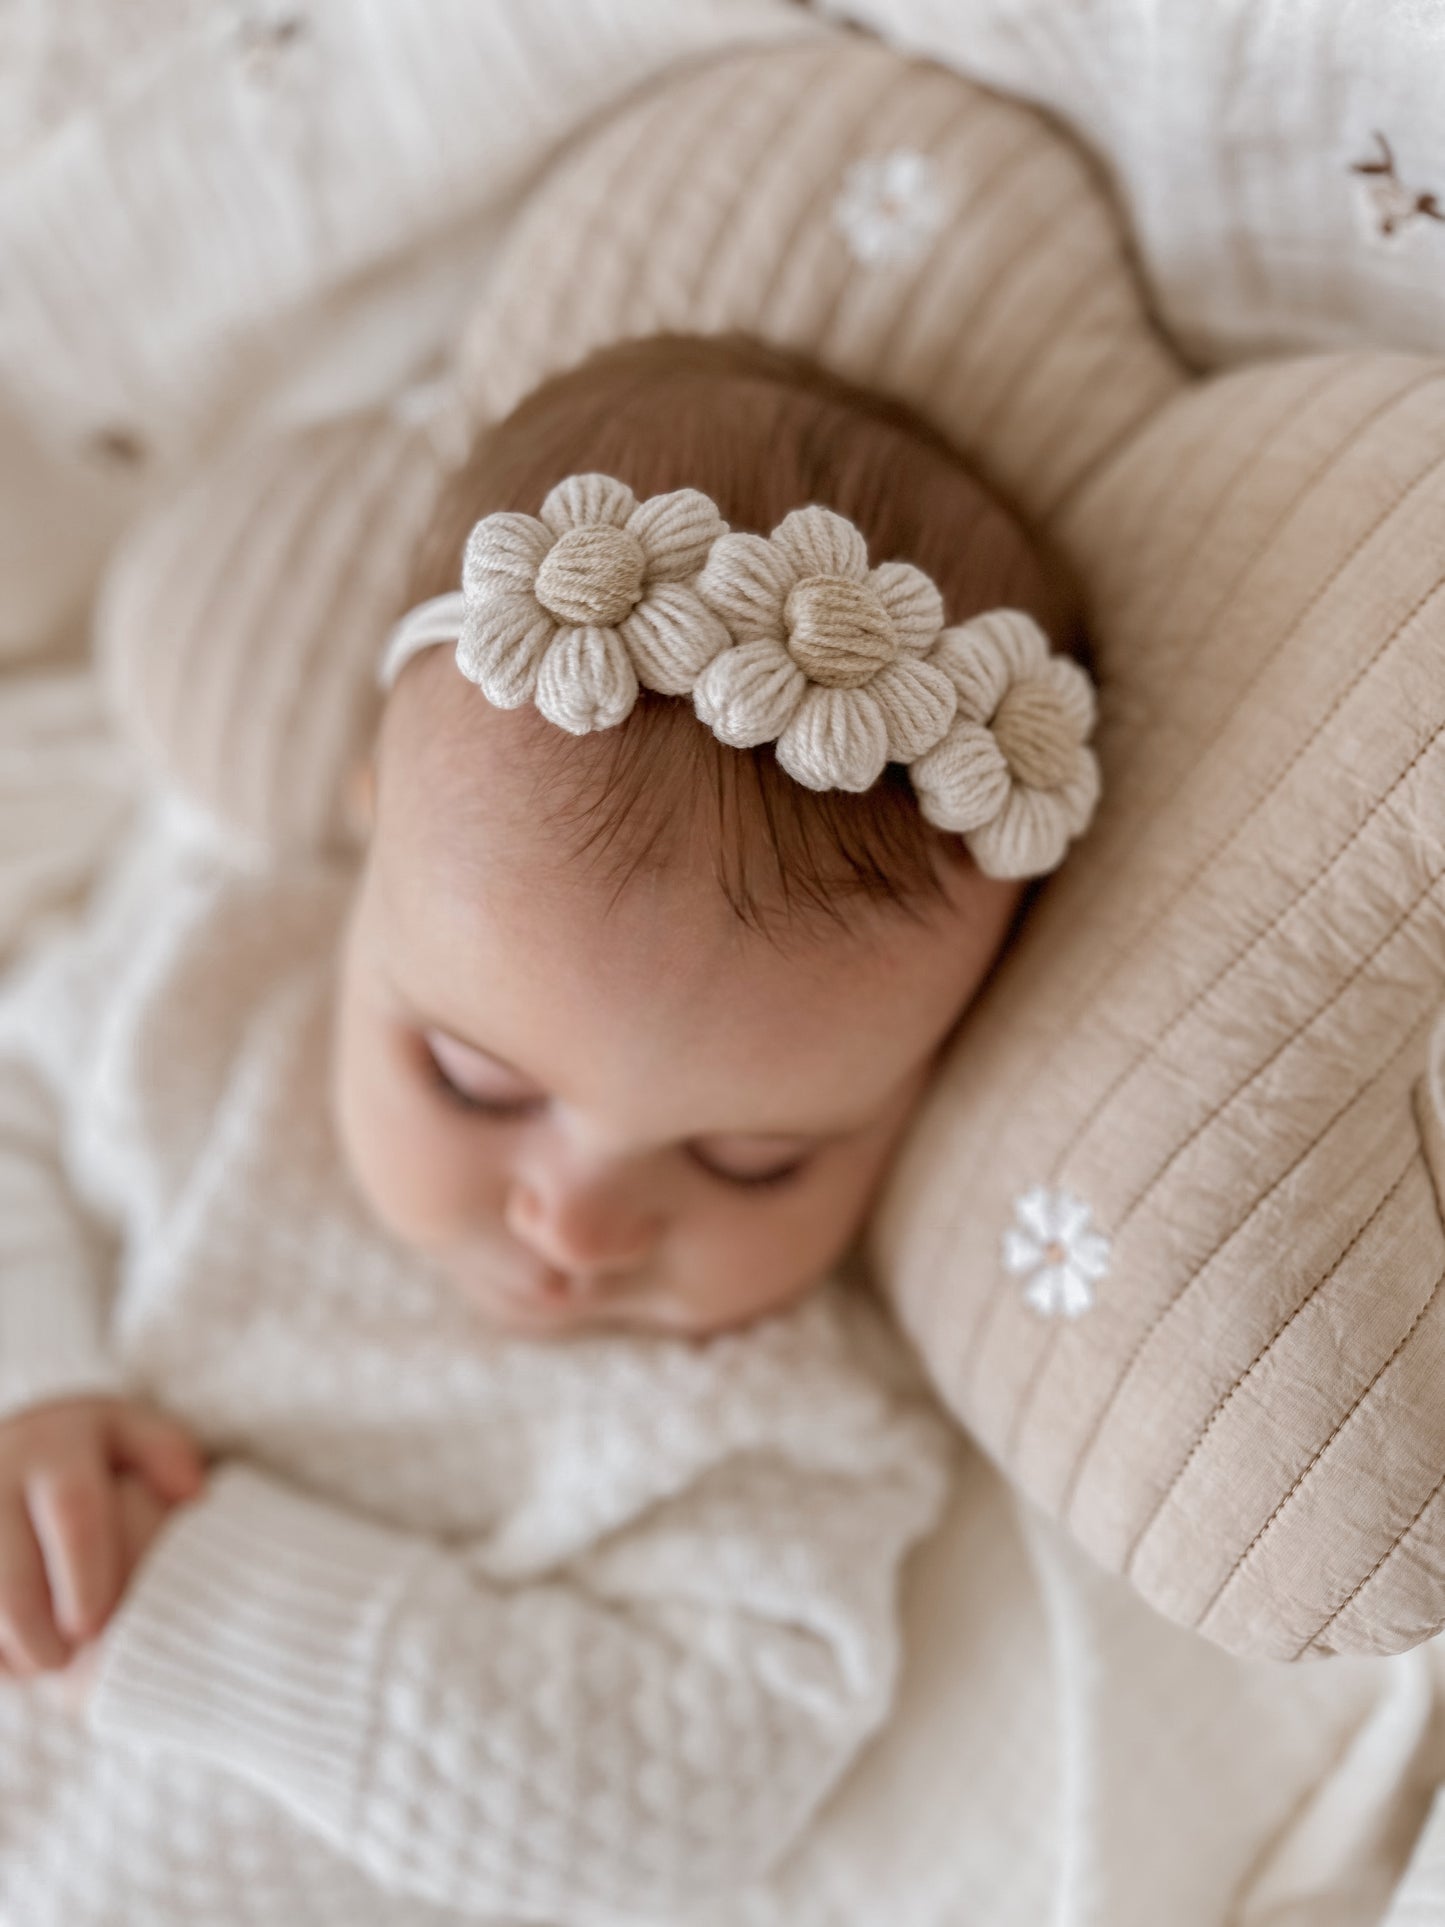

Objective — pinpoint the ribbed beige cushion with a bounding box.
[877,352,1445,1659]
[99,407,451,856]
[94,37,1445,1658]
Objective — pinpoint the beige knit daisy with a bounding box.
[692,506,958,791]
[459,473,731,733]
[910,608,1100,877]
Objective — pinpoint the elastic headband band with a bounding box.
[380,472,1100,879]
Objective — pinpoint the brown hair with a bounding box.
[406,334,1078,933]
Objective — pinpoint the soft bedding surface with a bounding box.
[4,3,1445,1922]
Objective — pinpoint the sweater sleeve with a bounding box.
[0,913,129,1423]
[87,1407,952,1922]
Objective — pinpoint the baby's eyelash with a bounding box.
[424,1045,538,1119]
[687,1148,811,1191]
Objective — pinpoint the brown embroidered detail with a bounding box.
[229,8,309,83]
[86,427,148,468]
[1351,132,1445,239]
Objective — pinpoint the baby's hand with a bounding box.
[0,1395,206,1678]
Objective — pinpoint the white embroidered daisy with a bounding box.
[458,473,731,735]
[1002,1185,1110,1319]
[833,148,947,267]
[691,505,957,791]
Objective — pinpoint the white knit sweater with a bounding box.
[0,801,952,1927]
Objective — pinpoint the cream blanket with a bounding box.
[3,2,1445,1919]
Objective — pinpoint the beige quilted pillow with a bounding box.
[878,352,1445,1658]
[97,38,1445,1657]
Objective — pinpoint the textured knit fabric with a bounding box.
[0,802,952,1926]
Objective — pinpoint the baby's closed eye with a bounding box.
[421,1028,813,1188]
[685,1137,814,1188]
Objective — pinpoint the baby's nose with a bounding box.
[504,1170,660,1280]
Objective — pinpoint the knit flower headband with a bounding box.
[380,473,1101,879]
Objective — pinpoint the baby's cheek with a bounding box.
[680,1169,879,1327]
[335,1030,500,1252]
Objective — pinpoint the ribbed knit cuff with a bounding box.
[89,1463,429,1836]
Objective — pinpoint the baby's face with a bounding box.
[333,678,1021,1339]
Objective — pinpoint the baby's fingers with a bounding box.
[0,1494,69,1676]
[26,1458,122,1644]
[108,1404,206,1505]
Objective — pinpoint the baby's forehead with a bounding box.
[375,680,870,999]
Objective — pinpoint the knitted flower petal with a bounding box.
[620,585,732,695]
[870,656,957,762]
[772,506,870,584]
[696,533,796,639]
[965,783,1071,879]
[1056,744,1103,836]
[1036,652,1098,740]
[539,474,637,538]
[456,595,554,708]
[931,622,1009,724]
[909,717,1012,832]
[534,625,638,735]
[871,561,945,655]
[776,684,889,792]
[461,513,552,600]
[692,637,806,747]
[627,490,726,583]
[986,607,1053,682]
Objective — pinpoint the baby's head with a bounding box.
[333,335,1086,1339]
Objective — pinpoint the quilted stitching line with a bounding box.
[966,178,1120,448]
[866,105,1039,382]
[269,425,425,795]
[738,55,917,330]
[1046,895,1445,1516]
[1114,357,1351,648]
[606,59,756,340]
[1198,1257,1445,1636]
[1113,763,1445,1231]
[999,723,1445,1466]
[1092,696,1445,1240]
[195,426,369,800]
[1051,407,1445,1187]
[1299,1459,1445,1659]
[962,370,1445,1413]
[1019,1008,1431,1490]
[1122,1151,1419,1577]
[920,144,1097,431]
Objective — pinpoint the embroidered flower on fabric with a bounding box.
[459,474,731,734]
[1350,131,1445,242]
[223,2,309,83]
[692,506,957,791]
[833,148,946,267]
[1003,1186,1110,1319]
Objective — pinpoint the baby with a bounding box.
[0,335,1095,1923]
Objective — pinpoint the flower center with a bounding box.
[535,525,645,627]
[784,575,898,689]
[991,681,1078,790]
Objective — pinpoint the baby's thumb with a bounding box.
[110,1406,208,1503]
